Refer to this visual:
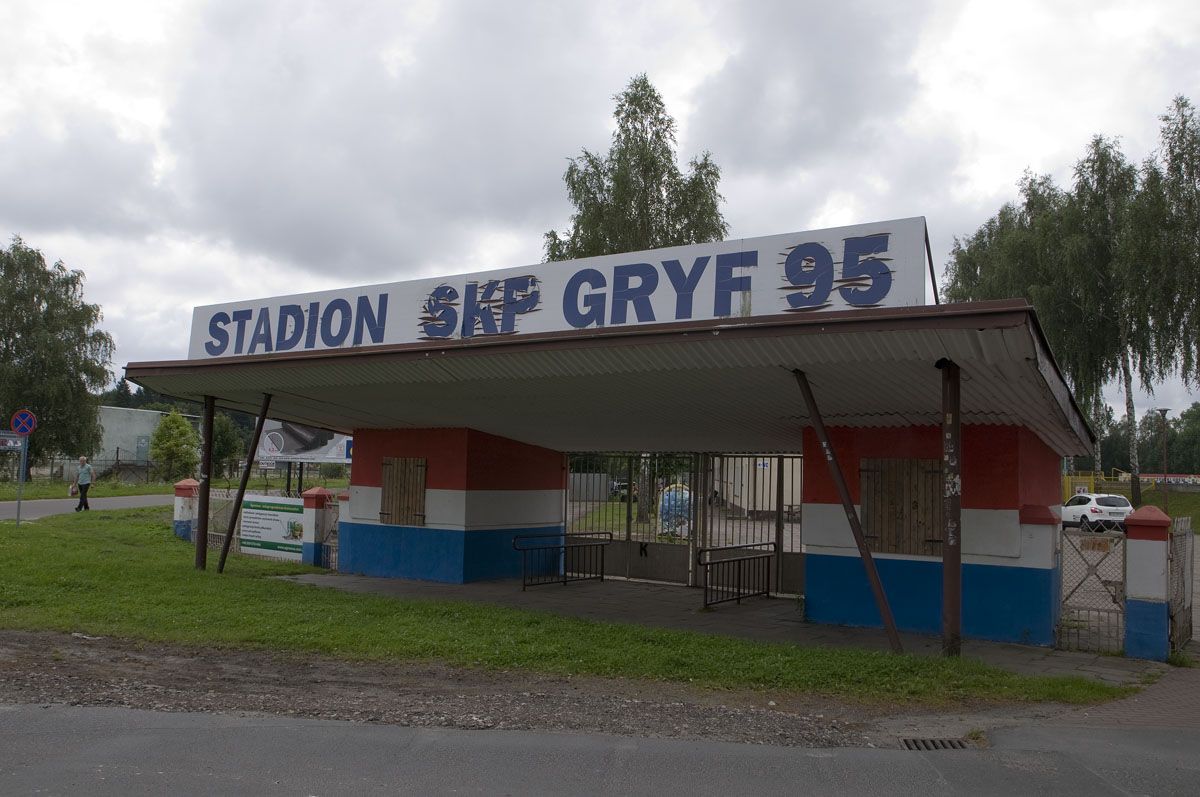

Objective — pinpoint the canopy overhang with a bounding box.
[125,299,1094,456]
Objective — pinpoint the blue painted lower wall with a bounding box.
[805,553,1058,646]
[173,519,192,541]
[1124,599,1169,661]
[338,521,565,583]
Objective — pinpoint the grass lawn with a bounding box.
[1099,484,1200,532]
[0,475,349,503]
[0,507,1129,706]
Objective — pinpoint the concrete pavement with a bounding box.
[1,703,1196,795]
[0,494,174,521]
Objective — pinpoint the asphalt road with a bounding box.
[1,704,1197,796]
[0,494,173,521]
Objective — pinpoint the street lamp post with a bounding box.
[1156,408,1170,516]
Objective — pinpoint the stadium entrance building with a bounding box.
[126,217,1093,649]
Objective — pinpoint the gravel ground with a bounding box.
[0,630,899,748]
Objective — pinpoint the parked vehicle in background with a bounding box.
[1061,493,1133,532]
[609,480,638,502]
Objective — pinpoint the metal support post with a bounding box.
[195,396,215,570]
[938,359,962,657]
[624,455,634,578]
[792,369,903,653]
[286,462,293,495]
[775,455,785,589]
[218,394,272,573]
[15,437,28,527]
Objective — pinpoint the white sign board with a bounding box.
[238,496,304,561]
[188,217,928,360]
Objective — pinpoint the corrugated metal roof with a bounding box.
[125,301,1094,456]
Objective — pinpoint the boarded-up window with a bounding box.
[859,458,943,556]
[380,457,427,526]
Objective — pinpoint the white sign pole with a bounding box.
[15,436,27,528]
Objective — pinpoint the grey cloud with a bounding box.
[687,1,936,174]
[163,0,628,279]
[0,112,166,237]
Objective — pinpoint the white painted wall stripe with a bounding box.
[800,502,1057,569]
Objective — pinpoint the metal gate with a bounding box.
[1169,517,1194,652]
[566,453,802,590]
[1058,527,1126,653]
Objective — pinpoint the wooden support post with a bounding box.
[195,396,215,570]
[792,370,903,653]
[938,359,962,656]
[217,394,272,573]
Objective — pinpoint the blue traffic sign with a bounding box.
[11,409,36,436]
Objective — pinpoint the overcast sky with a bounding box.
[2,0,1198,416]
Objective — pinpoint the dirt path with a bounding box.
[0,630,1061,748]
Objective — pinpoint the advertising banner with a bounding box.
[238,495,304,561]
[188,217,928,360]
[256,420,352,465]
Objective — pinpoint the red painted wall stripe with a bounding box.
[350,427,564,490]
[802,424,1055,511]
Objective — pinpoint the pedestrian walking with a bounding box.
[73,456,93,511]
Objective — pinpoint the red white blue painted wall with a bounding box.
[338,428,566,582]
[802,425,1063,646]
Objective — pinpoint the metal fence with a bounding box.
[1058,528,1127,653]
[513,532,612,589]
[567,454,801,549]
[1170,516,1194,652]
[698,542,776,607]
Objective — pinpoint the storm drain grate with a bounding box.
[900,738,970,751]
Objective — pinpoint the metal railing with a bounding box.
[697,541,776,608]
[513,532,611,590]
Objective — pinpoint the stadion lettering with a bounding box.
[189,217,927,359]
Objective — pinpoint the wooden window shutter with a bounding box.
[859,458,944,556]
[379,457,427,526]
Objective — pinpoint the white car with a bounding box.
[1061,493,1133,532]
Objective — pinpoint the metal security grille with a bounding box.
[566,452,802,589]
[860,458,943,555]
[900,738,969,751]
[1169,517,1194,652]
[379,457,426,526]
[1058,528,1126,653]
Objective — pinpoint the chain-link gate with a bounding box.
[1058,528,1126,653]
[1169,517,1194,653]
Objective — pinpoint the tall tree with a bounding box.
[543,74,728,261]
[545,74,728,521]
[943,99,1200,505]
[0,237,114,464]
[1157,97,1200,381]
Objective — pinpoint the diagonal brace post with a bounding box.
[218,393,272,573]
[792,370,903,653]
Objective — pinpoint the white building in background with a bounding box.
[94,406,199,466]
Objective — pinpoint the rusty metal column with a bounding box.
[195,396,215,570]
[217,394,272,573]
[938,359,962,657]
[792,370,903,653]
[624,455,634,578]
[775,455,785,590]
